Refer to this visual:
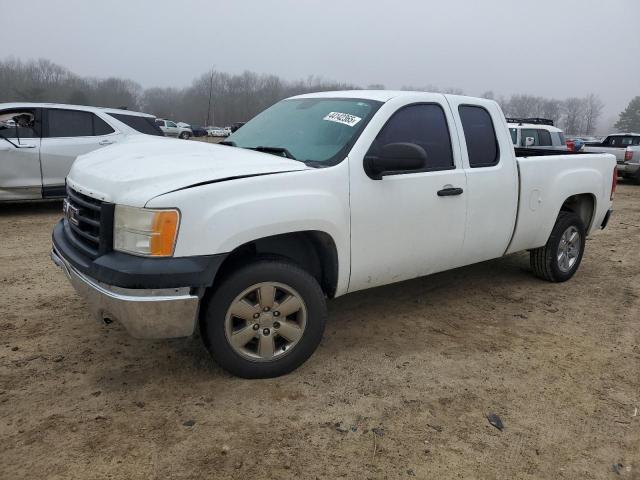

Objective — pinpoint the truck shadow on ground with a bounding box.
[0,200,62,216]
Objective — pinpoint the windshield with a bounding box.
[226,98,383,164]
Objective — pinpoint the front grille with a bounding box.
[64,186,114,258]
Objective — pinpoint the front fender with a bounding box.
[147,165,351,295]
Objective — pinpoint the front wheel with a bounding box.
[530,211,586,282]
[179,132,191,139]
[201,258,327,378]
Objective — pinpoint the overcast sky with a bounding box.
[2,0,639,122]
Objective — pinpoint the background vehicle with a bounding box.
[51,91,616,378]
[507,118,567,150]
[189,125,208,137]
[156,119,192,139]
[207,126,229,137]
[0,102,163,201]
[230,122,246,132]
[582,133,640,183]
[572,136,602,145]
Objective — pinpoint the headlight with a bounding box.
[113,205,180,257]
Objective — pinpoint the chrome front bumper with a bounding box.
[51,248,200,339]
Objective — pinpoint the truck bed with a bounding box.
[514,147,598,157]
[507,150,615,255]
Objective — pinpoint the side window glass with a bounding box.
[520,128,539,146]
[459,105,499,167]
[47,109,93,137]
[370,104,454,170]
[109,114,164,136]
[167,121,177,128]
[538,130,552,146]
[93,114,115,136]
[0,109,38,138]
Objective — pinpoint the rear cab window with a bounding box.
[458,105,499,167]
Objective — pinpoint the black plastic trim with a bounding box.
[41,184,66,198]
[53,220,227,289]
[601,209,612,230]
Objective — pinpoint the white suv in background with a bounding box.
[155,119,193,139]
[507,118,566,150]
[0,102,164,201]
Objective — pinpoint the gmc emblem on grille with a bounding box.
[63,199,80,226]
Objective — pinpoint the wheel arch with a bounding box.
[211,230,340,299]
[559,193,596,231]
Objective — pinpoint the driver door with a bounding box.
[0,107,42,201]
[348,98,468,292]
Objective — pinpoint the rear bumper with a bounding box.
[51,247,200,338]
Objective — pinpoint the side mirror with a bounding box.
[524,136,535,147]
[364,142,428,180]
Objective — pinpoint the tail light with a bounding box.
[611,166,617,201]
[624,149,633,162]
[566,140,575,152]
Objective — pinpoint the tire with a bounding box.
[530,211,586,282]
[201,258,327,378]
[179,132,191,139]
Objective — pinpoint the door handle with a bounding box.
[15,143,36,149]
[437,187,464,197]
[98,139,114,145]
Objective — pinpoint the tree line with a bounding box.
[1,58,637,133]
[0,58,356,127]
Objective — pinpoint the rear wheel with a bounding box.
[201,258,327,378]
[530,211,586,282]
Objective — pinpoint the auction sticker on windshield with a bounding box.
[323,112,362,127]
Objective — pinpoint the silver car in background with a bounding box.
[0,103,163,201]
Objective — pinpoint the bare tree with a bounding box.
[582,93,604,135]
[562,97,587,135]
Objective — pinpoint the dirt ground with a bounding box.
[0,184,638,480]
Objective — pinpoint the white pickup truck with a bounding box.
[582,133,640,183]
[51,91,616,378]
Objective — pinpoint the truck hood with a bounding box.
[67,136,310,206]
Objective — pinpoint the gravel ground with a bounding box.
[0,184,638,480]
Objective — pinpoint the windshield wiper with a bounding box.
[250,146,296,160]
[230,144,322,167]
